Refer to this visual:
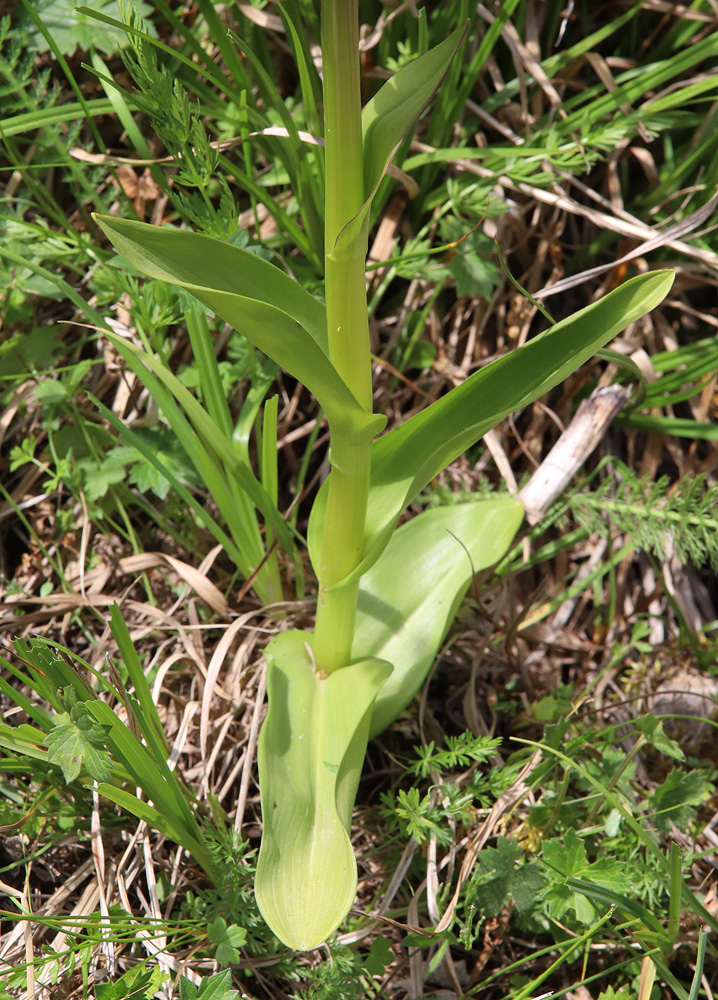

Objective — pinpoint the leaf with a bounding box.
[208,917,247,966]
[543,828,588,878]
[127,426,198,499]
[45,703,113,783]
[256,631,391,950]
[331,25,469,262]
[180,980,198,1000]
[472,837,546,916]
[406,341,437,369]
[95,964,165,1000]
[197,972,240,1000]
[584,856,627,893]
[16,0,155,57]
[449,250,501,299]
[93,216,384,442]
[512,861,547,915]
[597,987,632,1000]
[77,451,130,502]
[103,331,294,562]
[635,714,685,760]
[440,220,501,299]
[361,24,469,200]
[564,877,667,941]
[650,768,711,833]
[364,935,394,977]
[541,829,595,922]
[541,829,627,925]
[179,972,239,1000]
[309,269,674,583]
[353,498,524,738]
[84,697,217,876]
[32,380,68,406]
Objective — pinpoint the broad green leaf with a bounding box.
[17,0,155,57]
[650,768,712,833]
[472,837,546,916]
[45,705,113,784]
[95,965,163,1000]
[309,269,674,583]
[93,216,384,441]
[331,25,468,262]
[256,631,391,949]
[361,23,469,198]
[178,971,239,1000]
[207,917,247,966]
[354,499,524,738]
[634,714,684,761]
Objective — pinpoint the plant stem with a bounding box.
[313,0,373,673]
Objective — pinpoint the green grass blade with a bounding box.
[687,929,709,1000]
[104,332,287,562]
[86,701,209,863]
[260,395,279,507]
[0,100,114,138]
[108,604,168,764]
[89,394,246,571]
[184,302,233,439]
[96,783,214,876]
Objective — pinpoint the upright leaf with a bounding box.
[331,24,468,261]
[361,23,469,197]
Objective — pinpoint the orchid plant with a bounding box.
[94,1,673,950]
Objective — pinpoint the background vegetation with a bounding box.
[1,1,717,998]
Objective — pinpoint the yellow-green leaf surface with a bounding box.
[256,631,391,950]
[309,270,674,583]
[353,499,524,738]
[361,23,468,197]
[332,24,468,263]
[93,215,384,441]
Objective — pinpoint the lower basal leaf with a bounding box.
[352,498,525,738]
[255,631,392,950]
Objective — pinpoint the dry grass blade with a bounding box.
[477,4,564,112]
[435,748,542,934]
[119,553,227,617]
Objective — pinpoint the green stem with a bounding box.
[313,0,373,673]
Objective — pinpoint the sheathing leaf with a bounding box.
[93,215,384,441]
[256,631,391,949]
[361,23,469,197]
[331,24,468,263]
